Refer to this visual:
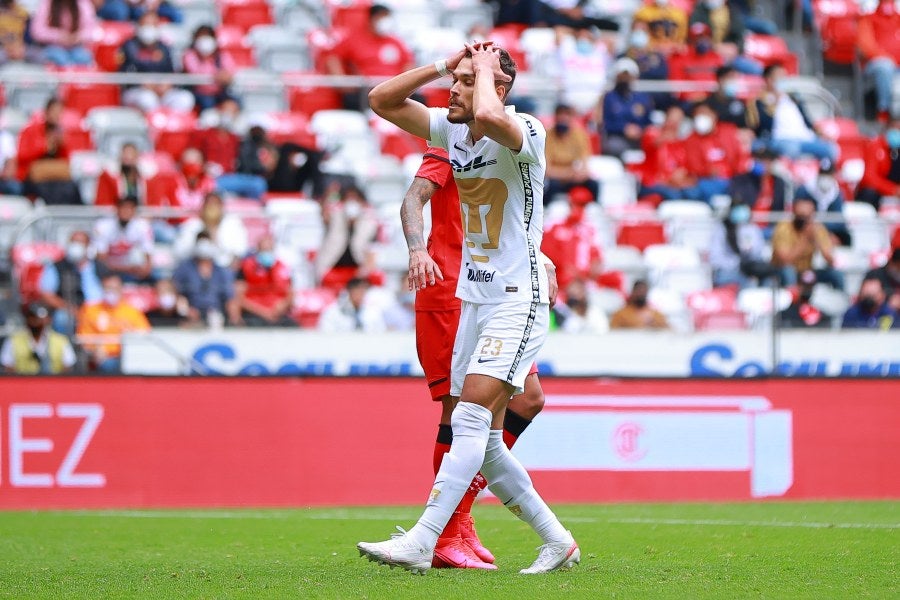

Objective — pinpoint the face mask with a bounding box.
[630,29,649,49]
[695,40,712,54]
[137,25,160,46]
[705,0,724,8]
[632,295,648,308]
[554,122,570,136]
[257,251,275,268]
[750,161,766,177]
[195,35,217,57]
[344,200,362,219]
[195,239,217,259]
[158,293,177,310]
[373,16,395,37]
[66,242,87,263]
[816,175,836,193]
[103,290,121,306]
[722,80,739,98]
[859,296,878,312]
[886,129,900,149]
[774,79,788,93]
[793,215,809,230]
[576,39,594,55]
[729,204,751,224]
[694,114,715,135]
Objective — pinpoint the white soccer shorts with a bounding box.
[450,300,549,396]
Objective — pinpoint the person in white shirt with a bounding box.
[316,277,387,333]
[174,191,249,270]
[358,41,579,576]
[92,195,153,283]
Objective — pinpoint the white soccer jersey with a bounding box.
[428,106,549,305]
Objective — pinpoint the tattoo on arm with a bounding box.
[401,177,438,251]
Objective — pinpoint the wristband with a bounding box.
[434,59,450,77]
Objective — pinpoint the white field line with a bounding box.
[43,510,900,530]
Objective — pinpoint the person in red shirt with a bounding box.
[667,22,724,103]
[235,234,295,326]
[682,101,745,203]
[16,97,69,182]
[639,104,689,200]
[189,98,241,177]
[541,186,608,291]
[859,0,900,123]
[400,147,555,570]
[324,3,414,111]
[858,115,900,210]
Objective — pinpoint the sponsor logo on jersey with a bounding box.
[466,263,496,283]
[451,155,498,173]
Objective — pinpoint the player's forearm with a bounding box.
[368,64,440,116]
[472,64,506,127]
[400,178,435,251]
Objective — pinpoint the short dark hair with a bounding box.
[890,247,900,264]
[692,100,714,116]
[716,65,736,80]
[346,277,370,291]
[117,195,138,206]
[554,103,574,116]
[763,64,784,80]
[369,4,390,18]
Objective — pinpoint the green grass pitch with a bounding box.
[0,501,896,599]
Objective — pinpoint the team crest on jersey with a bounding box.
[451,155,498,173]
[429,488,441,502]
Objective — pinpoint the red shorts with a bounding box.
[415,308,538,401]
[416,308,460,400]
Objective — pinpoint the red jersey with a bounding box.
[683,126,744,179]
[414,148,464,312]
[239,255,292,309]
[331,29,413,77]
[541,216,602,290]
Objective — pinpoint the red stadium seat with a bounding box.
[12,242,65,303]
[216,25,257,68]
[291,287,337,328]
[616,221,667,252]
[329,1,370,31]
[265,111,317,147]
[743,33,799,74]
[91,21,135,72]
[147,108,198,160]
[220,0,273,33]
[121,284,158,312]
[59,75,121,117]
[59,108,94,151]
[687,287,743,330]
[488,26,528,71]
[287,71,344,118]
[819,15,858,65]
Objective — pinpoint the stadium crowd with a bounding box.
[1,0,900,373]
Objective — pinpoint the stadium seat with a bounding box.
[58,80,121,117]
[410,27,468,65]
[657,200,717,256]
[438,0,493,32]
[310,109,380,178]
[329,0,370,31]
[616,221,666,252]
[644,243,711,294]
[687,287,746,330]
[291,286,336,328]
[488,25,528,70]
[84,106,151,156]
[11,241,64,302]
[179,0,220,31]
[121,284,158,312]
[647,286,693,332]
[736,287,792,330]
[361,156,409,207]
[266,197,324,253]
[809,283,850,321]
[69,150,116,205]
[91,21,135,72]
[0,106,28,139]
[0,63,58,113]
[371,117,426,160]
[587,285,625,315]
[147,108,199,159]
[216,25,257,68]
[221,0,273,33]
[842,202,890,256]
[818,13,858,66]
[247,25,311,72]
[743,33,799,74]
[0,195,33,255]
[601,244,647,290]
[519,27,557,76]
[231,68,287,113]
[287,75,345,118]
[262,111,317,148]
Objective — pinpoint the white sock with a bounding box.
[480,429,570,544]
[406,402,492,550]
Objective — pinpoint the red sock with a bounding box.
[433,423,452,475]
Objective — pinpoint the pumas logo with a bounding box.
[466,264,495,283]
[451,155,497,173]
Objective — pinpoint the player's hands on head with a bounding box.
[464,41,513,83]
[408,248,443,291]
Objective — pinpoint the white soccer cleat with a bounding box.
[519,533,580,574]
[357,526,433,575]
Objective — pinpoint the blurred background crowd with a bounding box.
[0,0,899,374]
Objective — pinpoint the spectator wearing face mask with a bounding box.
[619,23,674,111]
[551,278,610,334]
[748,64,838,161]
[190,98,242,178]
[858,0,900,124]
[182,24,236,111]
[632,0,688,48]
[92,195,154,283]
[729,147,791,238]
[865,247,900,312]
[173,232,240,326]
[235,234,295,327]
[639,104,690,201]
[145,278,188,327]
[324,3,414,111]
[174,191,249,269]
[610,280,669,329]
[119,11,195,114]
[706,65,750,129]
[39,230,102,334]
[77,273,151,373]
[858,115,900,211]
[229,122,274,200]
[545,104,598,204]
[95,143,151,207]
[841,276,898,329]
[793,159,851,246]
[682,101,746,204]
[668,23,724,102]
[317,277,387,333]
[599,57,654,157]
[777,269,831,328]
[166,147,216,211]
[771,196,843,290]
[557,26,612,115]
[1,302,76,374]
[317,184,380,292]
[708,200,777,288]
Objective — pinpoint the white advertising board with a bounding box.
[121,330,900,377]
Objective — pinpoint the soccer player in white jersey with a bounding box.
[357,42,579,575]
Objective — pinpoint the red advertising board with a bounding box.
[0,377,897,509]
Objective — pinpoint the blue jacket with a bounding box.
[603,88,653,136]
[841,302,898,329]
